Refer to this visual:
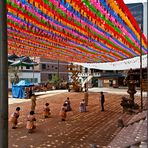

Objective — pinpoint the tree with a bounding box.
[8,66,20,85]
[48,74,60,84]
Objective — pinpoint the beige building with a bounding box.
[38,58,69,83]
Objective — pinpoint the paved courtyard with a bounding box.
[9,88,147,148]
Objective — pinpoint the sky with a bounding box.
[124,0,147,4]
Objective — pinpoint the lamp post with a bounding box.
[0,0,8,147]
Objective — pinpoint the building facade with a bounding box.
[39,58,69,83]
[127,2,147,37]
[8,66,41,89]
[77,67,125,88]
[8,56,41,89]
[8,56,70,88]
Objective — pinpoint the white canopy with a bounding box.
[75,55,147,70]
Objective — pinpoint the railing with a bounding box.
[81,74,93,88]
[78,72,101,77]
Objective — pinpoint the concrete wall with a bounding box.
[39,60,69,83]
[8,71,40,89]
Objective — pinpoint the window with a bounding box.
[19,78,38,83]
[48,74,52,80]
[85,68,88,73]
[42,64,46,69]
[26,66,30,69]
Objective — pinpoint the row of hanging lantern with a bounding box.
[7,0,147,63]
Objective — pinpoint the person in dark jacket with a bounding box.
[100,92,105,111]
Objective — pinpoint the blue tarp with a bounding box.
[12,86,25,99]
[12,80,34,98]
[15,80,33,87]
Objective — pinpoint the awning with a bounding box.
[75,55,147,70]
[98,73,125,78]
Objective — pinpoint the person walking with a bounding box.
[30,93,36,112]
[100,92,105,111]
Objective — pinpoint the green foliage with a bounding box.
[48,74,60,84]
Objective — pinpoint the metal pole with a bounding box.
[33,65,34,83]
[140,33,143,111]
[0,0,8,147]
[57,60,60,89]
[32,57,35,83]
[140,4,143,110]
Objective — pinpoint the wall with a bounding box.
[39,58,69,83]
[8,71,40,89]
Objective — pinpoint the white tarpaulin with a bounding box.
[75,55,147,70]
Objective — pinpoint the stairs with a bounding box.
[108,111,147,148]
[82,74,93,88]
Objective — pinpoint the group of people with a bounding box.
[9,101,51,133]
[79,91,105,112]
[55,91,105,121]
[9,92,51,133]
[9,107,36,133]
[9,91,105,133]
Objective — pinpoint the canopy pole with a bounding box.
[57,60,60,89]
[0,0,8,147]
[140,4,143,111]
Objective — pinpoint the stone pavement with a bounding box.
[9,90,67,104]
[9,87,147,105]
[8,88,147,148]
[89,87,147,96]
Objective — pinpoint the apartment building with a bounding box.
[39,58,69,83]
